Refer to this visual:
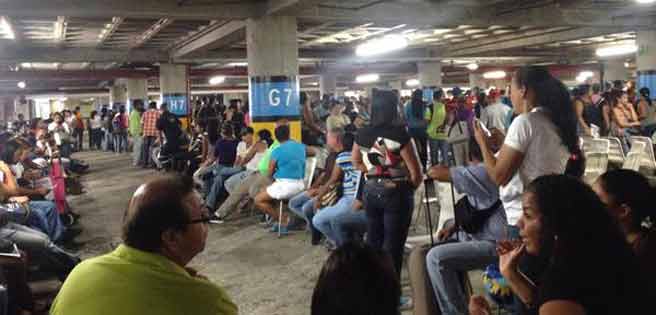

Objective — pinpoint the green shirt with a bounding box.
[257,141,280,175]
[50,245,238,315]
[426,102,447,140]
[128,111,142,136]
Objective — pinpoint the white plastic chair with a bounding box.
[622,142,646,171]
[605,137,625,165]
[277,156,318,237]
[629,136,656,172]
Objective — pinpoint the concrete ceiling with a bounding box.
[0,0,652,94]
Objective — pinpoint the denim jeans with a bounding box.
[131,135,143,166]
[330,201,367,246]
[206,166,244,210]
[113,132,128,153]
[425,221,498,315]
[364,181,414,276]
[288,191,315,225]
[313,195,359,246]
[142,136,157,167]
[25,201,65,242]
[429,138,450,166]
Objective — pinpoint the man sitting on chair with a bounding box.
[254,125,313,235]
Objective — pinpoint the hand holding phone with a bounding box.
[475,118,491,137]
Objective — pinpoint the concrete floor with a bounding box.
[68,151,477,315]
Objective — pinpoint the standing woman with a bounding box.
[405,89,429,167]
[351,89,422,277]
[473,66,581,235]
[89,111,102,150]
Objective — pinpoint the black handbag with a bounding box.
[454,196,501,234]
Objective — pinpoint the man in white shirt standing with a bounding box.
[480,90,512,134]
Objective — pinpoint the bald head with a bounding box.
[122,175,195,252]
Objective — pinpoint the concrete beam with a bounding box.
[448,26,636,56]
[132,18,174,49]
[172,21,246,59]
[263,0,320,16]
[0,0,259,20]
[0,46,169,63]
[296,2,656,27]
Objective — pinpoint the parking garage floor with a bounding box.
[68,150,471,315]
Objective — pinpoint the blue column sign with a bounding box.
[249,76,300,121]
[162,93,188,116]
[422,88,434,103]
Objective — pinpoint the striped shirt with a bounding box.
[141,109,161,137]
[336,151,358,197]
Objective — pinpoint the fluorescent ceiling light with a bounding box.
[405,79,420,87]
[0,17,15,40]
[637,0,656,4]
[596,43,637,57]
[209,76,226,85]
[226,62,247,67]
[625,62,631,68]
[308,82,319,86]
[344,91,360,98]
[576,71,595,83]
[466,63,479,71]
[482,71,506,79]
[355,73,380,83]
[17,81,26,89]
[356,34,408,57]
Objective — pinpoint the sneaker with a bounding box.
[399,296,413,310]
[208,213,224,224]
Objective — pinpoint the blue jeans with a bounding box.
[364,181,414,276]
[26,201,65,242]
[313,195,361,246]
[429,138,450,166]
[425,221,498,315]
[330,201,367,246]
[288,191,315,225]
[113,132,128,153]
[206,165,244,210]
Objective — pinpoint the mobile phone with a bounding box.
[475,118,491,137]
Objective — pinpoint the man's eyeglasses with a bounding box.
[185,216,212,225]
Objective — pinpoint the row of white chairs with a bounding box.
[581,136,656,184]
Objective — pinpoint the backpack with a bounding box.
[112,115,125,132]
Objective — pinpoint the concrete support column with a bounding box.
[126,78,148,112]
[389,80,403,91]
[604,59,628,83]
[637,30,656,95]
[159,64,190,118]
[320,73,337,98]
[417,62,442,88]
[247,15,301,140]
[109,81,127,109]
[469,73,485,89]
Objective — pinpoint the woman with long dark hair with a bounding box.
[592,169,656,300]
[405,89,429,167]
[473,66,582,233]
[352,89,422,279]
[471,175,647,315]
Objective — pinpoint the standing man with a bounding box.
[72,107,85,151]
[129,100,145,167]
[113,106,129,154]
[426,88,450,165]
[480,89,511,134]
[156,102,184,157]
[141,102,161,168]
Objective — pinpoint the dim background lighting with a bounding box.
[482,71,506,79]
[596,43,638,57]
[355,73,380,83]
[356,34,408,57]
[208,76,225,85]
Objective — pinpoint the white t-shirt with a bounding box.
[501,107,569,225]
[246,152,264,171]
[236,141,249,158]
[481,102,511,133]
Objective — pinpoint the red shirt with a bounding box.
[141,109,161,137]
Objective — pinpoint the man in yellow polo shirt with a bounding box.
[50,175,238,315]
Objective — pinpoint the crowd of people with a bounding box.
[5,65,655,315]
